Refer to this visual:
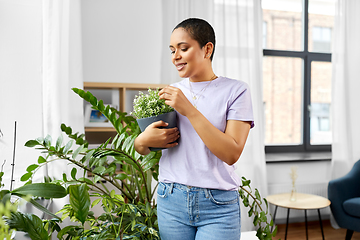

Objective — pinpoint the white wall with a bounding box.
[81,0,163,84]
[0,0,44,189]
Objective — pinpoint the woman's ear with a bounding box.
[204,42,214,59]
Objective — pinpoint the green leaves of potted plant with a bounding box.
[132,88,177,151]
[3,87,276,240]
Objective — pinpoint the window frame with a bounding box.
[263,0,332,154]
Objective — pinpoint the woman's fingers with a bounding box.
[150,120,169,128]
[159,86,194,116]
[143,121,179,148]
[159,86,180,99]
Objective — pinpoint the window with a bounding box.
[312,27,332,52]
[262,0,335,153]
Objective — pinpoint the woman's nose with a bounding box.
[173,50,181,60]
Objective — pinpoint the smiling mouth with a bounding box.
[176,63,187,71]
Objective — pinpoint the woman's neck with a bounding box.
[189,71,216,83]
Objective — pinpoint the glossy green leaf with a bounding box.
[109,111,116,123]
[63,140,74,155]
[103,166,116,176]
[93,175,102,183]
[98,100,104,111]
[60,123,67,132]
[68,184,91,224]
[142,158,159,172]
[115,118,123,132]
[37,156,46,164]
[76,138,84,145]
[111,134,120,148]
[28,198,61,220]
[62,173,68,182]
[110,190,115,198]
[26,164,39,172]
[12,183,67,199]
[55,135,63,151]
[24,140,41,148]
[61,124,72,135]
[20,172,33,182]
[122,135,133,152]
[82,149,96,164]
[259,211,267,222]
[91,198,101,208]
[255,188,261,201]
[71,168,77,179]
[241,177,251,187]
[115,173,128,181]
[72,144,84,159]
[44,135,52,148]
[141,152,156,166]
[242,196,249,207]
[7,212,49,240]
[90,96,98,106]
[93,166,106,175]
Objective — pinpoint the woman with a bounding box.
[134,18,254,240]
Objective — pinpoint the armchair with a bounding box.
[328,159,360,240]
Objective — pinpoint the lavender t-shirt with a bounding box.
[158,76,254,191]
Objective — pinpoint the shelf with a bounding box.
[85,127,116,132]
[83,82,167,90]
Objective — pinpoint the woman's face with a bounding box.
[169,28,208,80]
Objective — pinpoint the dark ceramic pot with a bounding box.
[136,111,178,151]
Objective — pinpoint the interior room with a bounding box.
[1,0,359,239]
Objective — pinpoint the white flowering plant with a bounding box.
[132,88,174,119]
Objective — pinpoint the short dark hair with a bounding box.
[173,18,216,61]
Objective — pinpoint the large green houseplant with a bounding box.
[4,88,276,240]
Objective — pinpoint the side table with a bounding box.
[266,192,331,240]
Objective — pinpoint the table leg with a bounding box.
[305,209,308,240]
[318,209,325,240]
[271,206,278,232]
[285,208,290,240]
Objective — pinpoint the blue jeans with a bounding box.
[157,182,241,240]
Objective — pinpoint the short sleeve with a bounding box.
[227,83,255,128]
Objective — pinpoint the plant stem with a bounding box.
[102,148,151,203]
[240,185,263,212]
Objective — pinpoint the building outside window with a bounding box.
[262,0,335,153]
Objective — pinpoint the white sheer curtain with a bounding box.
[42,0,84,224]
[331,0,360,180]
[161,0,266,231]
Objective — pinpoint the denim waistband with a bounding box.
[162,182,210,198]
[171,182,205,191]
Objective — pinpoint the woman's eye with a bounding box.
[181,48,188,52]
[170,50,175,54]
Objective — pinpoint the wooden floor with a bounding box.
[273,220,360,240]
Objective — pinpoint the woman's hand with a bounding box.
[134,120,180,155]
[159,86,195,116]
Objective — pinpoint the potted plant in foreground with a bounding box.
[0,162,67,240]
[132,88,177,151]
[3,88,276,240]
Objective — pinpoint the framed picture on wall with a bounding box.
[84,104,116,127]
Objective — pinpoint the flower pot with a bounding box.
[136,111,178,151]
